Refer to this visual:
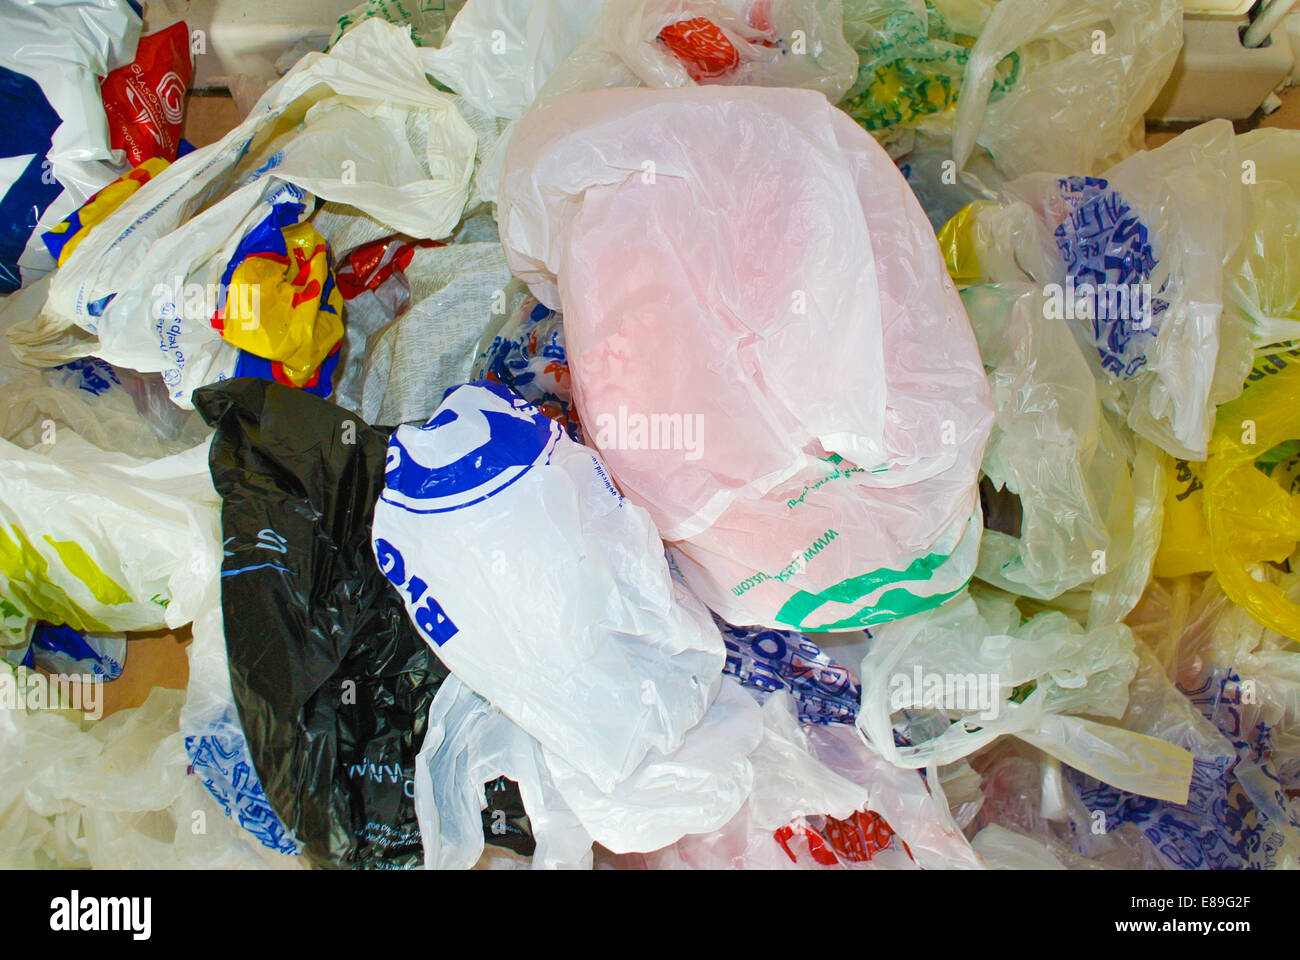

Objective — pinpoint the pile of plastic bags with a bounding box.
[2,0,1300,871]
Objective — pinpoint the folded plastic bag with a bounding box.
[939,121,1249,461]
[0,0,141,293]
[963,283,1165,624]
[950,0,1182,180]
[21,19,478,407]
[1156,356,1300,637]
[195,378,450,869]
[373,380,724,793]
[499,86,992,631]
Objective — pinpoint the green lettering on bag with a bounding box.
[773,551,951,629]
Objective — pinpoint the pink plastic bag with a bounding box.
[498,86,992,630]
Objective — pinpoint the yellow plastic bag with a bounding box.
[1156,351,1300,637]
[216,222,344,387]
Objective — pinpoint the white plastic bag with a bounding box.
[0,435,219,634]
[943,121,1249,461]
[963,283,1165,624]
[857,588,1195,803]
[536,0,858,104]
[951,0,1183,179]
[373,381,724,793]
[419,0,604,120]
[498,86,992,631]
[21,19,478,408]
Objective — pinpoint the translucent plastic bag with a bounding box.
[536,0,858,104]
[963,283,1165,625]
[1156,357,1300,638]
[939,121,1250,461]
[0,682,300,870]
[20,19,478,408]
[950,0,1182,179]
[373,381,725,793]
[857,588,1194,803]
[499,86,992,631]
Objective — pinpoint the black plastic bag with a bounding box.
[195,378,446,869]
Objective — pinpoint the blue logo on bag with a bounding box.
[380,380,561,515]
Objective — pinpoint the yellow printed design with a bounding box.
[42,156,170,266]
[0,525,131,632]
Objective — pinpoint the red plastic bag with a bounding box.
[101,21,192,166]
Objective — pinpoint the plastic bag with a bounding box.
[856,587,1194,804]
[373,380,724,793]
[536,0,858,104]
[950,0,1182,180]
[1079,575,1300,868]
[415,674,594,870]
[1156,354,1300,637]
[0,680,301,870]
[22,19,478,408]
[331,0,469,49]
[194,378,450,869]
[327,231,514,427]
[419,0,604,120]
[0,0,142,293]
[939,121,1249,461]
[0,432,218,634]
[498,86,992,631]
[963,283,1165,624]
[100,20,192,167]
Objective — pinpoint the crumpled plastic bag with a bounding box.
[639,692,981,869]
[1085,574,1300,868]
[18,19,478,408]
[0,430,218,634]
[373,380,724,794]
[536,0,858,104]
[939,120,1249,462]
[963,283,1165,625]
[194,378,450,869]
[498,85,992,631]
[950,0,1182,180]
[0,679,301,870]
[1156,356,1300,638]
[0,0,142,292]
[332,0,469,49]
[857,587,1194,805]
[416,673,764,868]
[419,0,604,120]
